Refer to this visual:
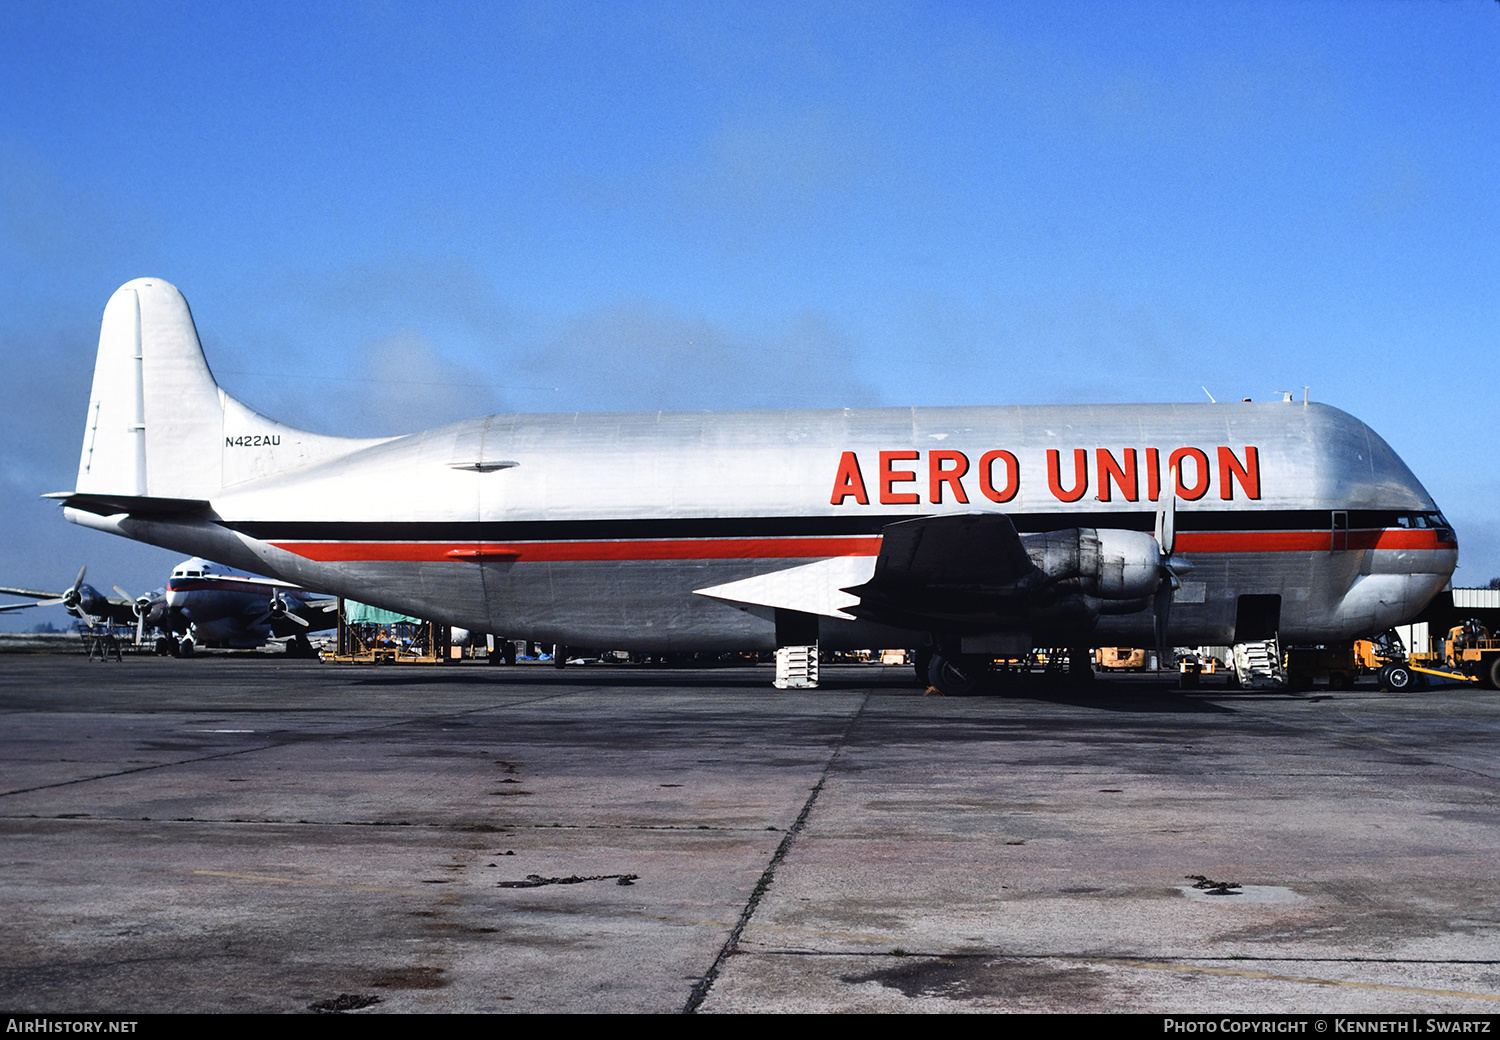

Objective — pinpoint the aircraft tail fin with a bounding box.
[74,279,382,502]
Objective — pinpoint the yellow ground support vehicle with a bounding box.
[1354,622,1500,689]
[1352,631,1416,690]
[1427,622,1500,688]
[1097,647,1148,671]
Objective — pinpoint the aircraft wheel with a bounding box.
[503,641,517,666]
[553,644,567,669]
[1385,664,1413,691]
[927,653,985,697]
[913,648,932,687]
[1488,656,1500,690]
[177,638,194,658]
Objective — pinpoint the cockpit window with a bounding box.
[1397,513,1450,530]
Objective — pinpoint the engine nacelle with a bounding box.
[1022,528,1161,601]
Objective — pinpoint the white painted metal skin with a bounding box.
[163,556,332,649]
[62,280,1457,653]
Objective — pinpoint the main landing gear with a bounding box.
[927,652,986,697]
[923,646,1096,697]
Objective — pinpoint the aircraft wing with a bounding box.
[92,599,144,626]
[857,512,1035,589]
[0,586,65,600]
[695,512,1041,631]
[840,513,1040,632]
[237,592,338,636]
[695,556,879,620]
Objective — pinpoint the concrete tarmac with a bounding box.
[1,655,1498,1014]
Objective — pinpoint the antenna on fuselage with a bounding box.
[1201,386,1217,403]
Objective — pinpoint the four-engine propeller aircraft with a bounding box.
[0,565,156,635]
[1,557,335,655]
[49,279,1458,693]
[162,556,336,654]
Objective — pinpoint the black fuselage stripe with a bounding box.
[222,509,1431,542]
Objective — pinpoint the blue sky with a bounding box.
[2,1,1497,627]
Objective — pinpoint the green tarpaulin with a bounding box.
[343,601,422,625]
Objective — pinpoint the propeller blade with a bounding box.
[113,585,134,601]
[283,611,311,628]
[1154,464,1177,556]
[1152,461,1182,670]
[136,611,146,645]
[1153,583,1173,670]
[61,565,89,613]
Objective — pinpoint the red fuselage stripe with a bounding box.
[1174,529,1451,553]
[167,578,278,594]
[269,528,1453,563]
[271,536,884,562]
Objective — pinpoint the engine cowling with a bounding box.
[1022,528,1161,601]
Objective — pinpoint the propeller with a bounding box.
[254,592,310,630]
[61,565,87,613]
[116,586,153,645]
[1152,465,1192,670]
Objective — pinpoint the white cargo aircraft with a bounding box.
[51,279,1457,694]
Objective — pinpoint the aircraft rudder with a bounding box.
[73,279,394,507]
[74,279,225,502]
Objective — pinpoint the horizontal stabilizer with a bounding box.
[48,493,214,519]
[694,555,878,620]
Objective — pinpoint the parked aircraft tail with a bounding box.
[73,278,383,504]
